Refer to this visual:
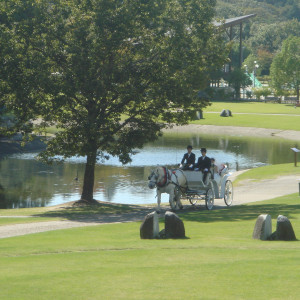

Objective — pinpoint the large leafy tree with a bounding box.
[1,0,229,203]
[270,35,300,101]
[225,68,252,99]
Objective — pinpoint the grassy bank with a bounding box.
[0,193,299,299]
[205,101,300,115]
[192,112,300,131]
[234,163,300,185]
[40,101,300,135]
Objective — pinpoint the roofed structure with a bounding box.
[213,14,256,70]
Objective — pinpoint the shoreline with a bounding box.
[163,124,300,141]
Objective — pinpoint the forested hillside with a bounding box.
[216,0,300,76]
[216,0,299,23]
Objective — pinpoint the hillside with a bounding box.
[216,0,300,75]
[216,0,299,24]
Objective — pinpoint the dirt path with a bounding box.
[1,173,299,239]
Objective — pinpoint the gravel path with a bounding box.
[1,173,299,239]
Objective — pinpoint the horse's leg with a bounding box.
[175,189,183,210]
[156,189,161,212]
[169,189,177,210]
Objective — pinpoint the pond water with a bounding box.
[0,133,299,208]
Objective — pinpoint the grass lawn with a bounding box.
[192,112,300,131]
[205,101,300,115]
[40,102,300,135]
[234,163,300,185]
[0,202,147,226]
[0,217,61,226]
[0,194,300,299]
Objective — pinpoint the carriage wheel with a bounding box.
[224,180,233,206]
[205,188,214,210]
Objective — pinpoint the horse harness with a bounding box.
[156,166,171,189]
[156,167,186,194]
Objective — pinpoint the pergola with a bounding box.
[213,14,256,71]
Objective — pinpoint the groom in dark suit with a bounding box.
[195,148,211,183]
[180,145,196,170]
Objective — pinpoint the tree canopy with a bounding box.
[0,0,229,202]
[270,35,300,101]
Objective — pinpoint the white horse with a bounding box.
[148,166,187,211]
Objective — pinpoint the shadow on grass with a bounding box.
[34,202,157,224]
[32,200,300,227]
[178,202,300,223]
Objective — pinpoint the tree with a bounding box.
[225,68,252,99]
[253,87,272,100]
[0,0,229,204]
[270,35,300,101]
[248,20,300,54]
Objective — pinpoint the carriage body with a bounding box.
[181,166,233,210]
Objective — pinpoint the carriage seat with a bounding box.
[182,170,210,191]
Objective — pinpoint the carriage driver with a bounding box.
[179,145,196,170]
[195,148,211,183]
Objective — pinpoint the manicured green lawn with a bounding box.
[192,112,300,131]
[41,102,300,135]
[205,101,300,115]
[0,217,60,226]
[0,202,143,218]
[234,163,300,185]
[0,202,147,226]
[0,194,299,299]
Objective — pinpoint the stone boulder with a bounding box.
[220,109,232,117]
[140,211,160,239]
[253,214,272,240]
[194,110,203,120]
[164,211,185,238]
[276,215,296,241]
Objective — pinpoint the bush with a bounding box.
[253,87,272,100]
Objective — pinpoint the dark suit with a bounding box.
[196,155,211,182]
[181,152,195,170]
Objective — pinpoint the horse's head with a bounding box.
[148,167,168,189]
[148,168,159,189]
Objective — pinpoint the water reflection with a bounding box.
[0,133,299,208]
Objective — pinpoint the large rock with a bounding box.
[140,211,160,239]
[220,109,232,117]
[165,211,185,238]
[276,215,296,241]
[253,214,272,240]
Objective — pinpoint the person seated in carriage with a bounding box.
[179,145,195,170]
[194,148,211,183]
[211,158,218,173]
[210,157,218,178]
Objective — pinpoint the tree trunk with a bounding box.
[235,86,241,100]
[297,87,299,102]
[81,148,97,202]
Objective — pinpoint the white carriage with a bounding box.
[181,166,233,210]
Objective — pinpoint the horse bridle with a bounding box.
[148,167,170,188]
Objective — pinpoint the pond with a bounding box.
[0,133,299,208]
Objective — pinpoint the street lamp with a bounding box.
[253,61,259,88]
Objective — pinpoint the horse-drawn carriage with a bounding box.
[182,167,233,210]
[148,165,233,211]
